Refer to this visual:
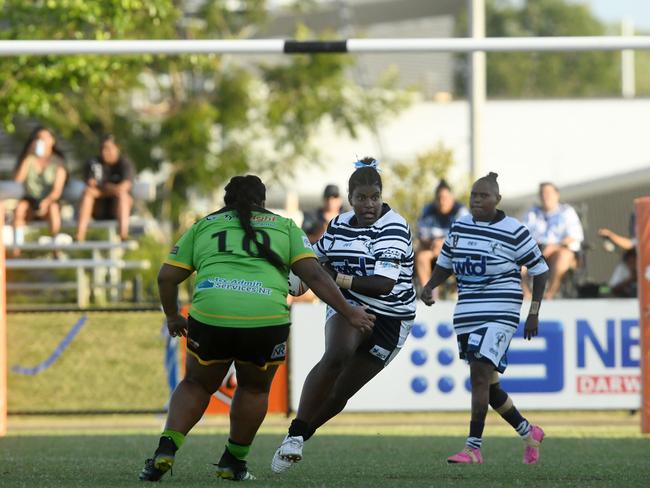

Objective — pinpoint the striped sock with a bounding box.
[516,420,531,438]
[466,436,482,449]
[467,420,484,449]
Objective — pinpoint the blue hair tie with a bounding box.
[354,158,380,171]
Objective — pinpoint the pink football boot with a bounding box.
[447,447,483,464]
[523,425,545,464]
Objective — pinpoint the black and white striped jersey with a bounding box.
[437,210,549,335]
[314,204,416,319]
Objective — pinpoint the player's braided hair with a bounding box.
[224,175,286,271]
[478,171,500,195]
[348,156,383,194]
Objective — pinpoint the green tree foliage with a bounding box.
[456,0,620,97]
[0,0,408,225]
[384,143,457,233]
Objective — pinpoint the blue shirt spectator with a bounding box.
[522,182,584,299]
[523,203,584,253]
[415,180,468,288]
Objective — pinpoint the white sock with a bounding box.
[14,226,25,245]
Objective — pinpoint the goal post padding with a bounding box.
[635,197,650,434]
[1,203,7,436]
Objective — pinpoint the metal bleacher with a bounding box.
[2,179,155,308]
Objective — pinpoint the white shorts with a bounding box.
[457,324,515,373]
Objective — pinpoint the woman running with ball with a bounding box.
[272,157,417,473]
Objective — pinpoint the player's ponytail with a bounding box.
[478,171,500,195]
[349,156,383,194]
[224,175,286,272]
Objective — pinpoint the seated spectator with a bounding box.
[523,182,584,299]
[301,184,342,244]
[415,179,468,287]
[12,126,67,257]
[75,134,134,242]
[608,248,637,298]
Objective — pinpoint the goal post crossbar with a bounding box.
[1,36,650,56]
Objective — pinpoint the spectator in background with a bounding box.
[598,210,636,251]
[301,184,342,244]
[608,248,637,298]
[75,134,134,242]
[12,126,67,257]
[415,179,468,288]
[523,182,584,300]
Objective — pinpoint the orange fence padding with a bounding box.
[0,203,6,436]
[634,197,650,434]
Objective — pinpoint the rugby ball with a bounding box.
[288,271,310,296]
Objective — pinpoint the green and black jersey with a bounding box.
[166,207,315,328]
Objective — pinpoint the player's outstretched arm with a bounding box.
[292,258,375,333]
[524,270,548,340]
[420,265,453,306]
[320,261,395,297]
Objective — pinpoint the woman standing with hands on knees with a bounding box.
[421,172,549,465]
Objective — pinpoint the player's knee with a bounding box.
[183,376,218,396]
[237,382,270,396]
[319,350,351,373]
[470,365,492,389]
[488,382,511,411]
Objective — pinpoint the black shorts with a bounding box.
[357,313,413,366]
[22,197,57,215]
[187,315,290,370]
[93,197,118,220]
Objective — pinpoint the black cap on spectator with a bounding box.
[323,184,340,199]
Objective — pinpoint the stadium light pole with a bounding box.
[468,0,486,183]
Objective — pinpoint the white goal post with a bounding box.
[1,36,650,56]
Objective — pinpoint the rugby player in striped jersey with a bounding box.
[421,172,549,465]
[272,158,416,473]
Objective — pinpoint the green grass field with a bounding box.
[2,412,649,487]
[7,311,168,412]
[4,312,650,486]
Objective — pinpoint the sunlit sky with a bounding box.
[579,0,650,30]
[269,0,650,31]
